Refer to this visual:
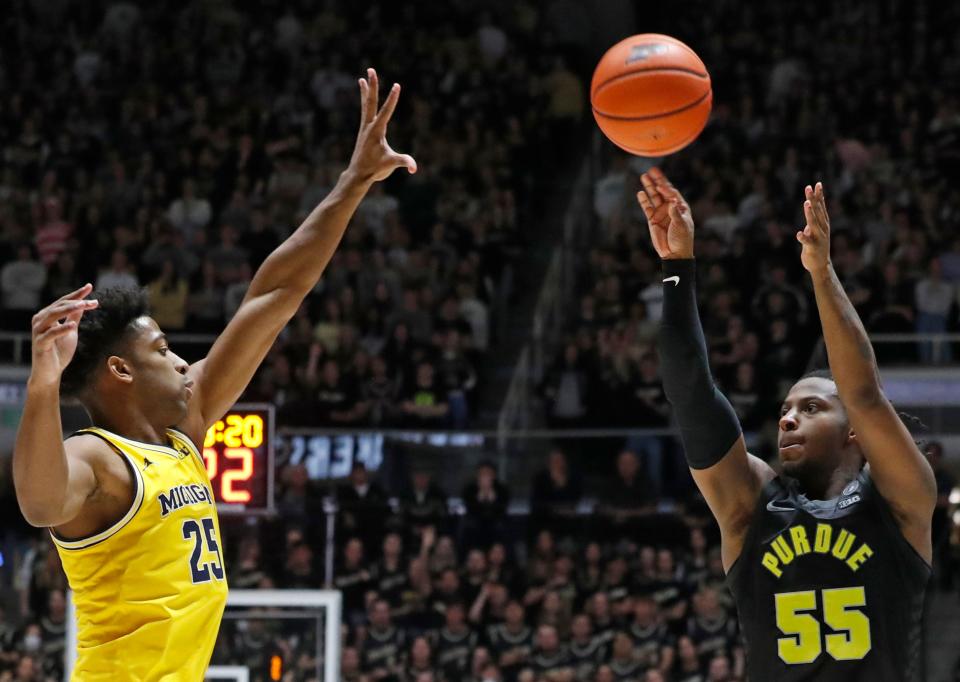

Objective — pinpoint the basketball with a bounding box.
[591,34,712,156]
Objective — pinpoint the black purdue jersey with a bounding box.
[727,469,929,681]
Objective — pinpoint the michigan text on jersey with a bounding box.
[158,483,214,517]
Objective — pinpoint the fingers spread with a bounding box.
[359,78,370,124]
[636,191,655,220]
[648,167,671,186]
[375,83,401,130]
[368,68,379,116]
[803,201,817,230]
[34,300,96,331]
[59,283,93,303]
[36,320,76,345]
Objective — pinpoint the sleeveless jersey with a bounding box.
[727,469,929,681]
[52,427,228,681]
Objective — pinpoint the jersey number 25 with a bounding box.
[182,517,225,584]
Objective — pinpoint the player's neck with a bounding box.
[86,399,170,446]
[795,463,860,500]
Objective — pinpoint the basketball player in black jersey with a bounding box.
[637,169,934,681]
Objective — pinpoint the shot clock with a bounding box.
[202,404,275,514]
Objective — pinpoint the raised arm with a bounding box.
[799,183,935,561]
[638,169,775,570]
[178,69,416,443]
[14,285,102,526]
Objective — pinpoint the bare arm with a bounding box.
[638,169,775,570]
[13,286,100,526]
[801,183,935,561]
[178,69,416,443]
[690,443,776,569]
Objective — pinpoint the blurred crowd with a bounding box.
[0,0,589,430]
[4,442,955,681]
[543,0,960,461]
[3,0,960,681]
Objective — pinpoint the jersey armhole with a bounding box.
[862,471,932,572]
[724,476,782,579]
[50,431,146,550]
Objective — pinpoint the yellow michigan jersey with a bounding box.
[52,426,228,681]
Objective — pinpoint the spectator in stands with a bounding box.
[13,652,42,682]
[146,259,189,330]
[524,623,574,682]
[435,329,477,427]
[462,549,489,606]
[673,634,705,681]
[400,469,448,538]
[363,354,400,426]
[399,362,450,428]
[282,541,321,589]
[541,342,590,429]
[95,249,139,291]
[362,599,405,682]
[435,601,477,680]
[598,451,654,542]
[530,449,582,536]
[186,259,225,333]
[166,178,211,242]
[914,257,955,363]
[340,646,364,682]
[726,362,767,432]
[608,632,643,681]
[1,244,46,329]
[624,352,671,496]
[38,590,65,676]
[43,250,84,301]
[375,533,409,608]
[231,536,268,590]
[686,588,742,673]
[312,358,365,426]
[631,596,674,674]
[404,636,436,682]
[337,463,389,550]
[487,600,533,680]
[462,461,510,550]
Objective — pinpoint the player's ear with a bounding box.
[106,355,134,385]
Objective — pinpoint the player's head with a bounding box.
[780,369,927,488]
[60,287,192,424]
[778,369,862,482]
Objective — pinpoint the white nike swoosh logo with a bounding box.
[766,500,795,513]
[663,276,680,286]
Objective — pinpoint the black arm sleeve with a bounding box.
[657,259,742,469]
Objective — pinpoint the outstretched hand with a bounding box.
[797,182,831,274]
[636,167,695,260]
[348,68,417,183]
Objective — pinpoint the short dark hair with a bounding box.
[798,368,931,452]
[60,287,150,398]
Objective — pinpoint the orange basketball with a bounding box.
[591,34,712,156]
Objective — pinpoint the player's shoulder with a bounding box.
[63,431,118,465]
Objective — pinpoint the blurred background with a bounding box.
[1,0,959,680]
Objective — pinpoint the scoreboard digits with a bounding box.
[201,405,274,514]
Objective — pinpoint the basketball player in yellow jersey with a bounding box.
[13,68,416,681]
